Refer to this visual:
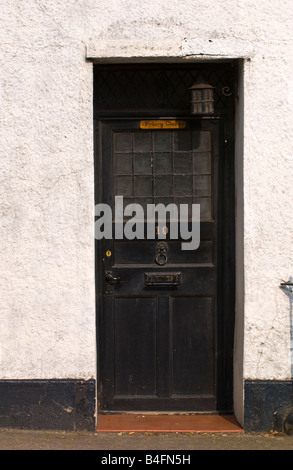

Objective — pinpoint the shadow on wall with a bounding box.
[279,277,293,435]
[280,276,293,378]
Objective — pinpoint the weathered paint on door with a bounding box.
[96,118,230,412]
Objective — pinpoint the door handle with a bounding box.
[105,271,121,284]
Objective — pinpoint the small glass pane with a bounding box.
[133,133,152,152]
[154,132,172,151]
[154,197,174,207]
[174,152,192,173]
[134,176,152,197]
[120,198,135,219]
[193,131,211,152]
[114,153,132,174]
[193,153,211,174]
[154,153,172,174]
[174,131,192,151]
[174,175,193,196]
[193,175,211,196]
[154,175,173,196]
[115,176,133,196]
[194,198,212,219]
[135,197,153,213]
[122,197,135,207]
[133,153,152,175]
[114,133,132,152]
[174,198,193,219]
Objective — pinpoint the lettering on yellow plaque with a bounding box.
[140,120,186,130]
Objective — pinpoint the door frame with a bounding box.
[94,63,236,415]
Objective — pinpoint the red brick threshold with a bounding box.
[96,413,243,433]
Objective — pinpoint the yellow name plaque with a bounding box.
[140,120,186,130]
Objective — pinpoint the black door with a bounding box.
[96,118,228,412]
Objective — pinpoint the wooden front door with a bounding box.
[96,116,233,413]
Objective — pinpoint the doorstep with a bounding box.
[96,414,243,433]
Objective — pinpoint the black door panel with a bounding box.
[97,118,227,412]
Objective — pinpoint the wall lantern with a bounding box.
[189,79,215,115]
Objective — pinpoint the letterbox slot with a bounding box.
[144,272,182,287]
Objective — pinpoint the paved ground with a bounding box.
[0,428,292,451]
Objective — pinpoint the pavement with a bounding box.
[0,428,293,452]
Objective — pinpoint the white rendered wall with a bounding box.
[1,1,293,423]
[0,1,95,379]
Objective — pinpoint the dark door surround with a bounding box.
[94,63,236,415]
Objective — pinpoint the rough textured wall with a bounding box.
[0,0,293,383]
[243,51,293,380]
[0,2,95,379]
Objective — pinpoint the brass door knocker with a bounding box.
[155,242,168,266]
